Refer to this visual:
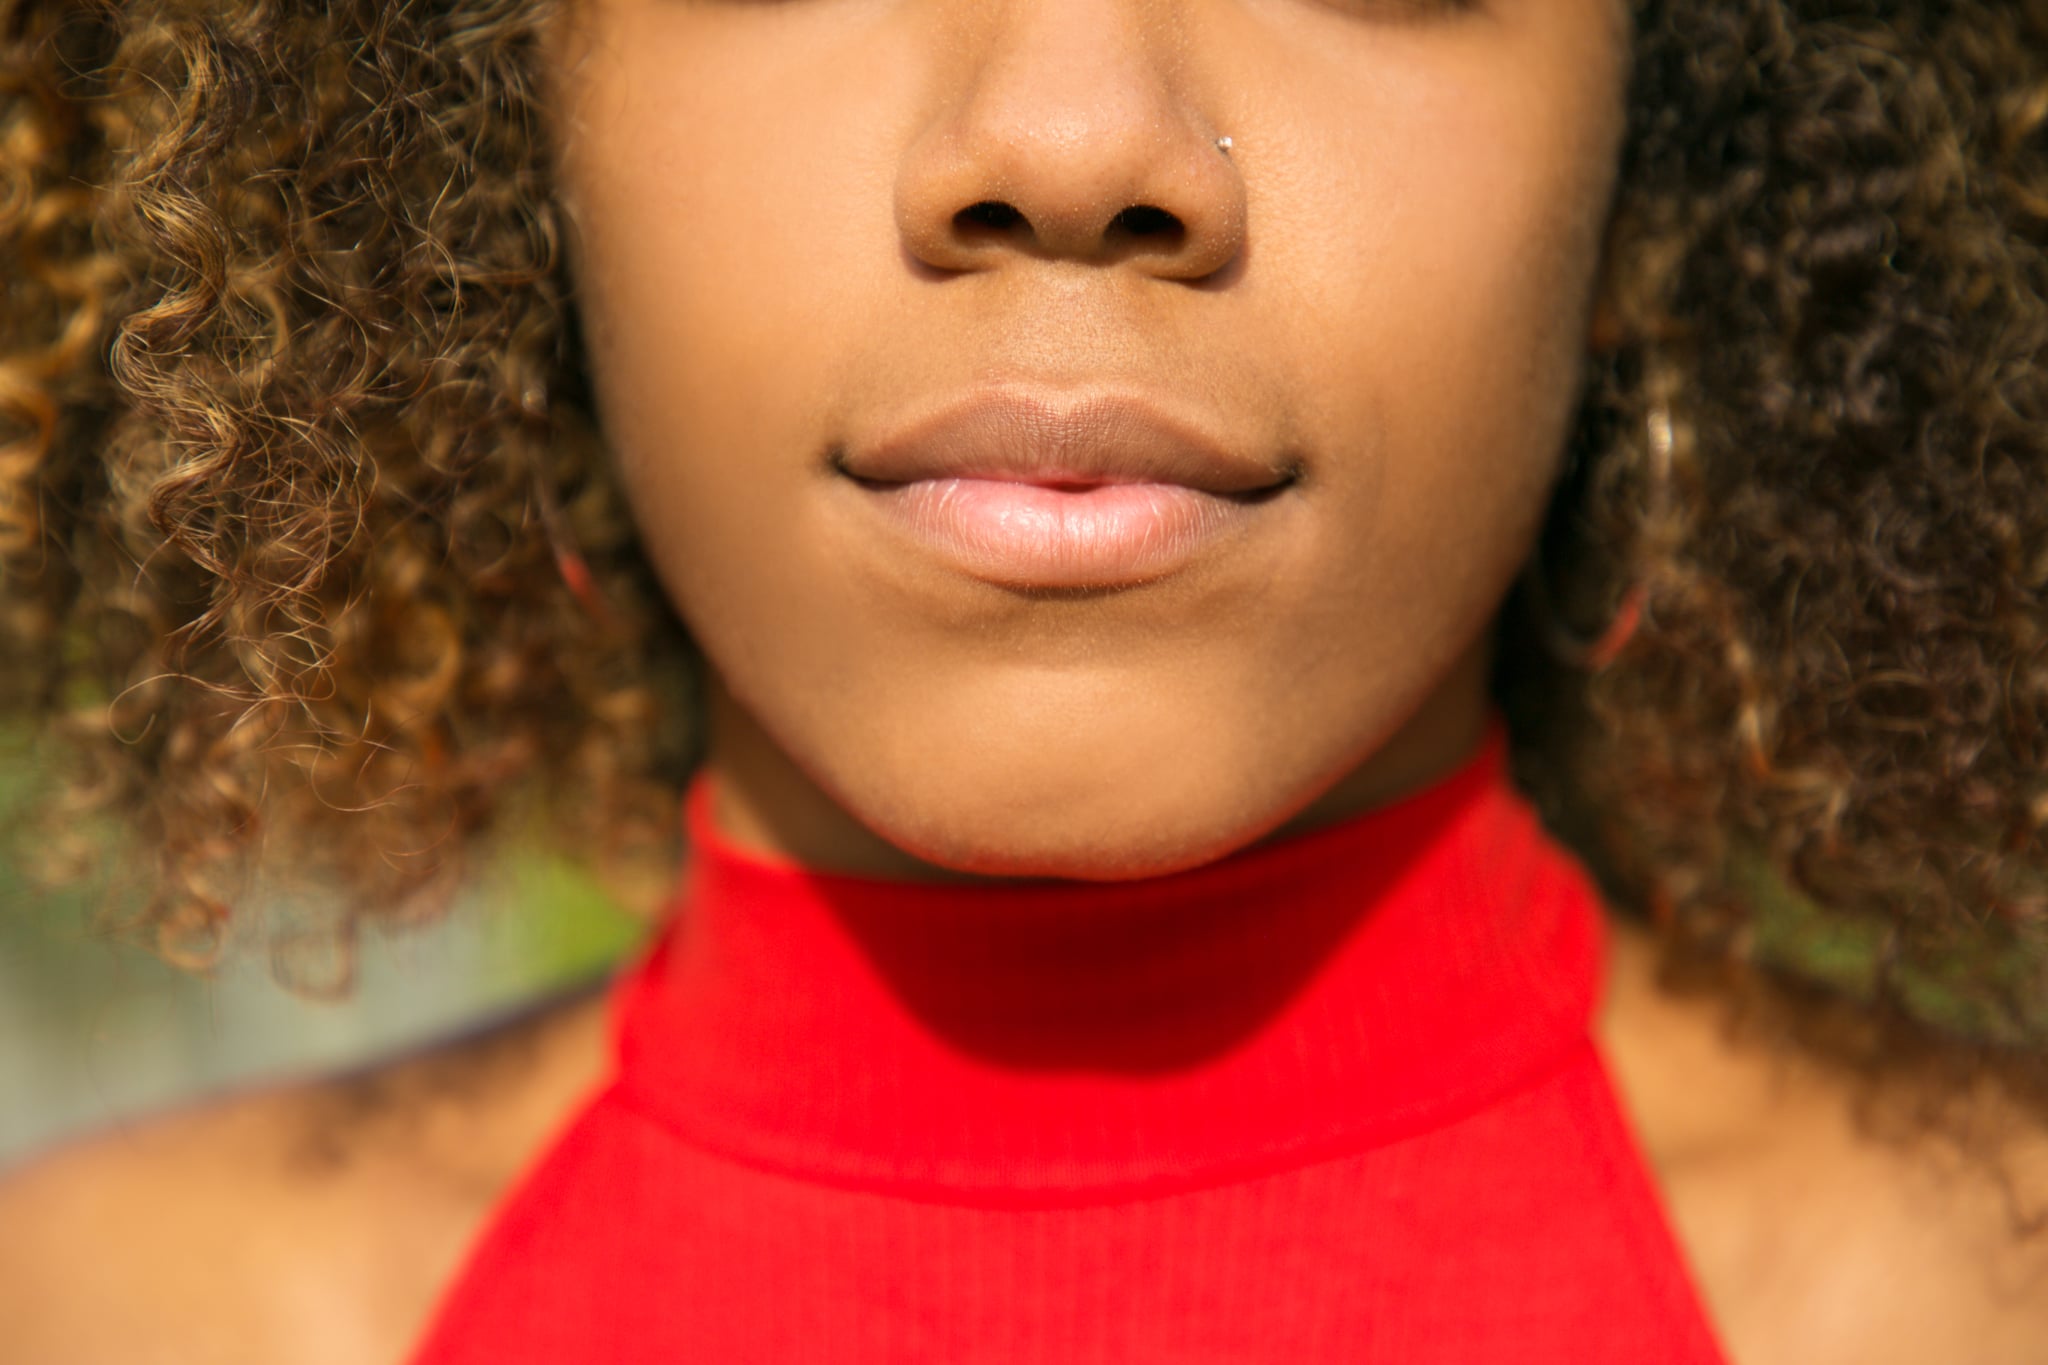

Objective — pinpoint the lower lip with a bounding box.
[854,477,1261,588]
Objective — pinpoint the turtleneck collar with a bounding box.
[607,714,1606,1206]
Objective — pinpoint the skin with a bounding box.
[547,0,1630,879]
[4,2,2048,1361]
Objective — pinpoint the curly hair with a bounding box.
[1,0,2044,1107]
[1508,0,2048,1110]
[0,0,693,992]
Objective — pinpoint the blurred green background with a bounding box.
[0,793,651,1169]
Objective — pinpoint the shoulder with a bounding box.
[0,976,616,1365]
[1599,916,2048,1365]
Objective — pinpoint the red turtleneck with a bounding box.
[406,718,1728,1362]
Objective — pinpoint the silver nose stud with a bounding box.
[1214,135,1233,155]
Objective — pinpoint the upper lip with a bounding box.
[839,387,1296,496]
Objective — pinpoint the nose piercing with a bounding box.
[1214,135,1233,155]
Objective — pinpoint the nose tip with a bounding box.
[893,19,1247,283]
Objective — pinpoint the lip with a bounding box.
[838,389,1296,589]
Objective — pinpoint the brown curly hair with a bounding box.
[2,0,2045,1104]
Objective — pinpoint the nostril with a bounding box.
[956,200,1025,233]
[942,200,1197,264]
[1107,204,1183,242]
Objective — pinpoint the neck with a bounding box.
[603,713,1609,1205]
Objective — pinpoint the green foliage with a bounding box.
[1735,845,2048,1048]
[475,854,651,994]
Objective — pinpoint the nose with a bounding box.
[894,0,1247,283]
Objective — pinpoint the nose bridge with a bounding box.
[897,0,1244,279]
[972,0,1181,164]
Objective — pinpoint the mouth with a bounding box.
[835,387,1299,590]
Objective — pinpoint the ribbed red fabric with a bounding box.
[406,717,1729,1363]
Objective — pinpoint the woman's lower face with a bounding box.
[544,0,1632,880]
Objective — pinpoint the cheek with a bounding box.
[1250,52,1618,687]
[557,25,898,632]
[555,10,911,447]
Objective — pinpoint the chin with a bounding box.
[830,731,1311,883]
[872,806,1261,883]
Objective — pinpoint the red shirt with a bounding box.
[408,717,1728,1362]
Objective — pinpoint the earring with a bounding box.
[1582,580,1647,671]
[1524,556,1645,673]
[1522,396,1665,672]
[520,389,618,630]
